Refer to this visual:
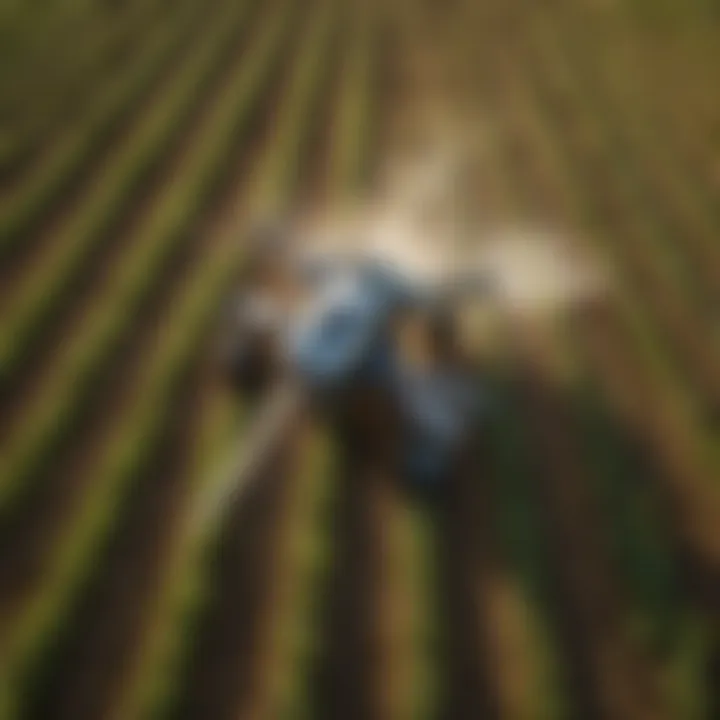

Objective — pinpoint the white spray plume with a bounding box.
[296,135,613,319]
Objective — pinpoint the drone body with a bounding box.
[220,223,487,488]
[218,148,610,487]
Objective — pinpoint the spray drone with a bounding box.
[217,145,609,488]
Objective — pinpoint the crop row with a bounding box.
[357,56,443,720]
[504,0,716,468]
[134,2,449,716]
[241,424,333,720]
[611,8,720,279]
[534,0,720,402]
[258,4,388,717]
[0,1,100,117]
[544,8,720,473]
[579,18,720,304]
[377,6,500,718]
[138,4,358,716]
[0,2,343,718]
[571,317,716,717]
[372,2,578,715]
[457,5,579,715]
[523,9,720,419]
[522,321,676,718]
[0,0,280,515]
[449,1,702,714]
[517,0,719,529]
[0,6,302,713]
[0,0,218,256]
[486,368,576,719]
[0,0,146,95]
[285,6,440,716]
[0,0,170,174]
[0,0,172,153]
[485,40,682,676]
[0,0,259,383]
[154,3,344,712]
[325,0,377,198]
[494,1,717,712]
[0,2,251,310]
[5,2,714,717]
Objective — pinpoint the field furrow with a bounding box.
[18,363,207,720]
[0,0,260,398]
[0,0,169,175]
[482,6,720,707]
[575,307,720,718]
[459,7,697,714]
[0,25,293,646]
[0,3,308,715]
[118,5,343,718]
[559,2,720,306]
[157,404,305,720]
[104,6,367,713]
[0,0,294,520]
[537,0,720,336]
[517,324,671,720]
[489,0,719,444]
[309,443,387,720]
[0,0,227,266]
[517,6,720,417]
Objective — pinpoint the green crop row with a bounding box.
[517,9,720,688]
[118,5,346,717]
[1,0,328,708]
[248,3,340,210]
[620,0,720,154]
[0,0,215,253]
[570,342,711,719]
[526,7,720,454]
[0,0,258,381]
[449,5,573,715]
[523,0,720,472]
[264,5,383,717]
[255,427,337,720]
[520,17,720,418]
[581,354,720,717]
[473,50,683,692]
[460,1,671,711]
[498,6,716,713]
[0,0,112,100]
[516,19,717,696]
[0,0,291,521]
[535,3,720,358]
[0,5,301,716]
[368,6,452,718]
[110,1,379,711]
[577,3,720,308]
[582,24,720,304]
[475,74,673,714]
[0,0,166,165]
[326,0,376,198]
[0,217,257,719]
[487,370,574,719]
[504,1,714,462]
[0,2,99,168]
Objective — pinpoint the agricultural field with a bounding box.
[1,0,719,718]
